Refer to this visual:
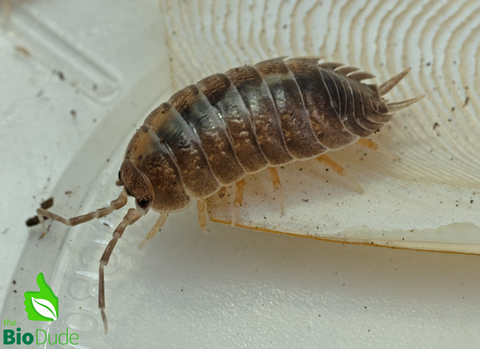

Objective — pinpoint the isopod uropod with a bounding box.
[33,56,423,332]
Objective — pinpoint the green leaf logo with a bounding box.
[24,273,59,321]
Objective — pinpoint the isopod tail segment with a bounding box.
[378,68,411,96]
[377,67,425,112]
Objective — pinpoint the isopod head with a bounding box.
[120,124,191,213]
[118,160,153,210]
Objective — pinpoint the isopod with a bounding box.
[33,57,423,332]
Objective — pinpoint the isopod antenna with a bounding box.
[35,189,137,333]
[98,207,144,333]
[36,189,129,236]
[98,208,168,332]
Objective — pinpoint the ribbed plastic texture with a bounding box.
[159,0,480,253]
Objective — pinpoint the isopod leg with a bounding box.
[99,208,144,333]
[268,167,285,215]
[139,213,169,249]
[197,199,209,233]
[36,190,128,238]
[356,139,400,161]
[218,186,227,198]
[231,179,246,227]
[316,155,363,194]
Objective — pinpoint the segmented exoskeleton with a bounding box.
[34,57,423,332]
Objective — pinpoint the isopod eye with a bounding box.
[115,170,124,186]
[119,160,154,208]
[137,199,150,208]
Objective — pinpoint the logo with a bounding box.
[3,272,80,346]
[24,273,58,321]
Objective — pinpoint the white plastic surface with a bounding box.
[1,0,480,348]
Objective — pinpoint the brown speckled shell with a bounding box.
[121,57,389,212]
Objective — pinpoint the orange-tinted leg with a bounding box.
[268,167,285,215]
[316,155,363,193]
[197,199,209,233]
[356,139,400,161]
[231,179,246,227]
[217,186,227,198]
[138,213,169,249]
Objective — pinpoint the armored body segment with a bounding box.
[123,125,191,212]
[255,58,328,159]
[285,58,359,149]
[168,84,246,185]
[320,69,372,137]
[323,70,374,137]
[144,103,221,199]
[198,73,269,173]
[346,80,385,131]
[321,67,390,131]
[363,84,393,123]
[225,65,294,165]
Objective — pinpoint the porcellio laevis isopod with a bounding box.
[32,56,424,332]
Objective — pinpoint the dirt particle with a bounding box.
[15,46,30,56]
[41,197,54,209]
[26,197,54,227]
[55,71,65,81]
